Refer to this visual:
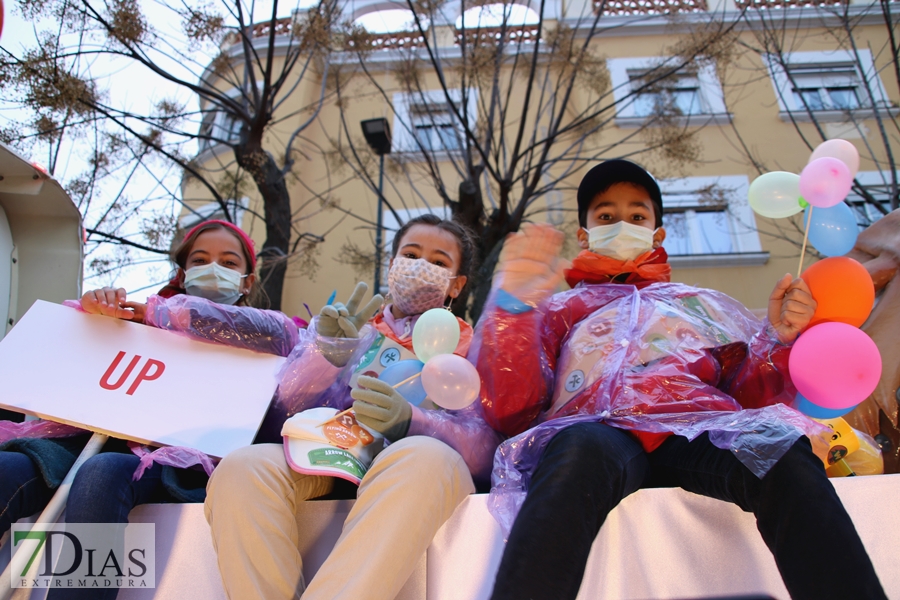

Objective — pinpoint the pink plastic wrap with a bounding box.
[0,420,86,443]
[129,442,217,480]
[261,316,501,484]
[144,294,300,357]
[473,282,832,533]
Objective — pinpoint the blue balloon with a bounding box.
[378,359,427,406]
[806,202,859,257]
[792,393,854,419]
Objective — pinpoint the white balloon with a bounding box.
[412,308,460,363]
[809,139,860,179]
[421,354,480,410]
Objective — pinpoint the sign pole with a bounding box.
[0,432,108,599]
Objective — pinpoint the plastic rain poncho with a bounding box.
[470,281,830,534]
[265,310,503,487]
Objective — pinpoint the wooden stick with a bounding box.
[798,204,814,276]
[390,371,422,389]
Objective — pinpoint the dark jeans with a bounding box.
[490,422,886,600]
[0,450,55,533]
[47,453,172,600]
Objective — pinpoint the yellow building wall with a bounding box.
[185,14,898,317]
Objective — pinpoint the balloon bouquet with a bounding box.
[748,140,884,475]
[378,308,481,410]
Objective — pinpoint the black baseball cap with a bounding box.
[577,159,664,229]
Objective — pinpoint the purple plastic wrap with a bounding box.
[274,316,378,414]
[408,401,503,487]
[62,299,86,312]
[129,443,217,480]
[0,420,86,443]
[474,282,833,535]
[144,294,300,357]
[267,316,501,483]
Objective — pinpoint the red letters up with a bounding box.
[100,351,166,396]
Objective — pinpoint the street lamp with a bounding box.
[361,118,392,293]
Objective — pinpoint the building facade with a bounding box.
[183,0,899,319]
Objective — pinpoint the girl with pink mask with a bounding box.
[205,214,503,600]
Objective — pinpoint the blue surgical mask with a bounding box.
[183,263,247,305]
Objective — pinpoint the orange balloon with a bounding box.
[800,257,874,328]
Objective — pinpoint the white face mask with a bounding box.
[585,221,656,261]
[387,257,456,315]
[183,263,247,305]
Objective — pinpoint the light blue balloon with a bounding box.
[793,393,853,419]
[379,359,427,406]
[806,202,859,257]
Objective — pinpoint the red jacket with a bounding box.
[474,272,795,447]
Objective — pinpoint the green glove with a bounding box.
[351,375,413,443]
[317,283,384,367]
[317,282,384,339]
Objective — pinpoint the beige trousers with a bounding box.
[204,437,475,600]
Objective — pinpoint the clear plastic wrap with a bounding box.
[259,315,501,483]
[474,282,832,534]
[0,419,86,443]
[129,443,217,480]
[144,294,300,357]
[841,429,884,476]
[408,401,503,488]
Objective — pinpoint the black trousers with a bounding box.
[490,422,886,600]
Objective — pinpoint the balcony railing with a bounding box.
[594,0,708,15]
[734,0,845,8]
[223,17,294,47]
[455,24,541,46]
[363,31,428,51]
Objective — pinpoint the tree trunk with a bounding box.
[449,175,486,320]
[235,146,292,311]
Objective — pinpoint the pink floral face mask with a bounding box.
[387,257,456,315]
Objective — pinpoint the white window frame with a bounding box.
[658,175,768,268]
[179,197,250,230]
[391,89,478,155]
[198,110,243,155]
[378,205,450,294]
[844,170,897,226]
[607,57,729,128]
[765,50,896,123]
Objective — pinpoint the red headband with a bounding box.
[182,219,257,271]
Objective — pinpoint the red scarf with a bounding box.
[564,248,671,289]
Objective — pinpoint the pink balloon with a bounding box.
[421,354,481,410]
[799,157,852,208]
[788,322,882,410]
[809,139,860,178]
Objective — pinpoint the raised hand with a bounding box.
[768,274,817,344]
[318,282,384,339]
[497,223,570,306]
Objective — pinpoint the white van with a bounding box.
[0,142,83,340]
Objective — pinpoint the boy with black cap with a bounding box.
[473,159,886,599]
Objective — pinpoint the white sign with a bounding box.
[0,300,286,458]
